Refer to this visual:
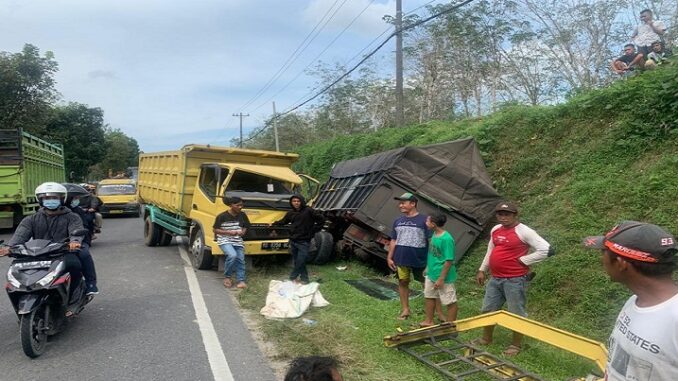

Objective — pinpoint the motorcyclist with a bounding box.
[0,182,85,299]
[83,184,103,234]
[63,183,99,295]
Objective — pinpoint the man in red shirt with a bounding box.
[474,201,551,355]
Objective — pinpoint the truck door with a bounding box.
[190,164,230,253]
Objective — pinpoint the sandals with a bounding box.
[503,344,522,356]
[223,279,233,288]
[397,312,411,320]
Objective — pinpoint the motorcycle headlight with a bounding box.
[36,262,65,287]
[7,269,20,288]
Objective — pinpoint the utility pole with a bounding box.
[271,102,280,152]
[232,112,249,148]
[395,0,405,127]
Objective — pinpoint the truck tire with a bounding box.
[158,229,173,246]
[144,216,161,246]
[312,231,334,265]
[189,227,213,270]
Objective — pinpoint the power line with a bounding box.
[237,0,349,113]
[278,0,477,117]
[247,0,378,115]
[266,0,437,115]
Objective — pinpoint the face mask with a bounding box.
[71,199,80,208]
[43,199,61,210]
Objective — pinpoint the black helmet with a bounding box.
[62,183,90,206]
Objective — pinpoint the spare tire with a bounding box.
[312,231,334,264]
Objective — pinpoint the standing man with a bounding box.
[632,9,667,57]
[386,192,429,320]
[475,201,551,356]
[583,221,678,381]
[271,194,325,284]
[214,196,250,289]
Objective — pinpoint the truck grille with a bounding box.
[244,224,290,240]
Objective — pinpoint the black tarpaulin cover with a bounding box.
[329,138,500,226]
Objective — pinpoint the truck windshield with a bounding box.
[224,170,294,210]
[98,184,136,195]
[225,170,292,194]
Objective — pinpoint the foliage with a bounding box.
[0,44,59,134]
[291,64,678,344]
[0,44,140,181]
[88,128,141,179]
[44,103,107,182]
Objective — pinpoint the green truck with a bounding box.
[0,129,65,228]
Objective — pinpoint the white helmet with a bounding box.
[35,182,68,205]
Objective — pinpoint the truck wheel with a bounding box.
[353,247,371,262]
[189,227,213,270]
[144,216,161,246]
[158,229,173,246]
[312,231,334,265]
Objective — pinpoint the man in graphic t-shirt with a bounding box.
[475,201,551,356]
[386,192,429,320]
[584,221,678,381]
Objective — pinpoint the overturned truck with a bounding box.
[312,138,501,264]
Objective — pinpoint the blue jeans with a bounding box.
[220,244,245,282]
[78,243,97,288]
[481,275,529,317]
[289,240,310,283]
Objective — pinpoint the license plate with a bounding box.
[261,242,289,250]
[110,210,124,214]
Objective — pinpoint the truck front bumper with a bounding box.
[210,239,290,256]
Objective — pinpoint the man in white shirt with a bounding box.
[632,9,667,57]
[583,221,678,381]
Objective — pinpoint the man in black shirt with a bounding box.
[612,44,645,75]
[272,195,325,284]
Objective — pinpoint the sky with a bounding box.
[1,0,437,152]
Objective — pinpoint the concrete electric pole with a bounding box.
[232,112,250,148]
[395,0,404,127]
[271,102,280,152]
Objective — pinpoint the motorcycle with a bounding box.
[4,229,93,358]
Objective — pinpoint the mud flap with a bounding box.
[17,294,47,315]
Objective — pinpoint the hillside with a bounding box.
[293,62,678,342]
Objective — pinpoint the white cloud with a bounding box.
[1,0,434,151]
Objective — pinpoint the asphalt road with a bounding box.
[0,216,276,381]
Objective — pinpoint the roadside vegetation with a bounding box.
[236,63,678,380]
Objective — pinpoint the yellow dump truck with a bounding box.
[97,178,140,217]
[137,145,319,269]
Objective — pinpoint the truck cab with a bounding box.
[188,162,314,266]
[97,178,141,217]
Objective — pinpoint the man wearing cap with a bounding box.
[387,192,430,320]
[584,221,678,381]
[475,201,551,355]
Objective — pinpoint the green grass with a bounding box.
[238,257,601,380]
[236,63,678,380]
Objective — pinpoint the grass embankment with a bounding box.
[238,64,678,380]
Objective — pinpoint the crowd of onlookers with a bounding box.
[611,9,671,75]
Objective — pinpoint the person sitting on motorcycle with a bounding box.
[83,184,103,234]
[63,183,99,295]
[0,182,87,301]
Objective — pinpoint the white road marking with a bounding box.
[178,240,234,381]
